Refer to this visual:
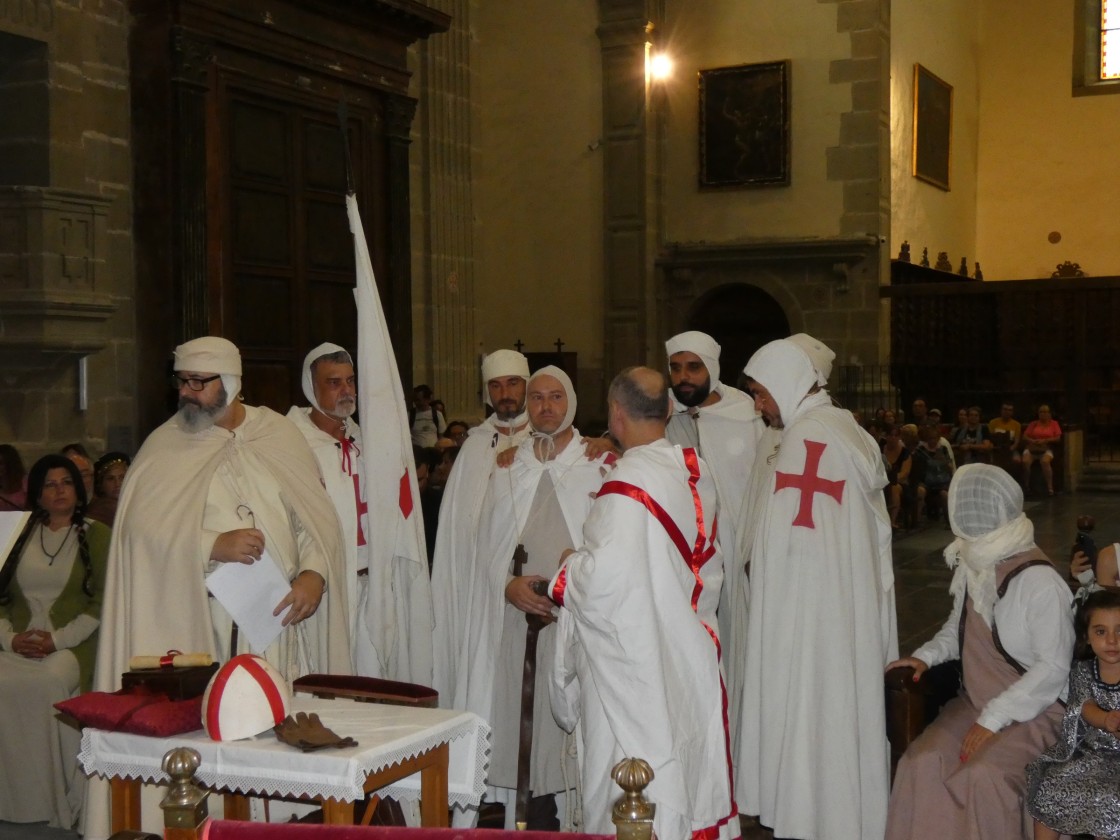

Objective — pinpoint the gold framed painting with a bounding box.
[912,63,952,191]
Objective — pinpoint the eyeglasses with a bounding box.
[172,374,221,391]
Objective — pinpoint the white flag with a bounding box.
[347,192,434,685]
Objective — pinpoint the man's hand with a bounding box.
[959,723,995,761]
[1070,550,1094,581]
[582,436,619,461]
[496,448,516,469]
[211,528,266,565]
[885,656,929,681]
[273,571,325,626]
[505,575,555,620]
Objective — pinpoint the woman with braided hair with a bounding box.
[0,454,110,828]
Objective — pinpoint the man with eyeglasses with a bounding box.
[94,336,352,700]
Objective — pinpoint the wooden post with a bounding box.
[159,747,209,840]
[611,757,655,840]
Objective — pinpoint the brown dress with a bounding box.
[886,552,1065,839]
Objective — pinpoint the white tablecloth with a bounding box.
[79,695,490,808]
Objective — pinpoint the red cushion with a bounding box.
[55,688,204,737]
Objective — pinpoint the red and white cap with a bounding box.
[202,654,291,741]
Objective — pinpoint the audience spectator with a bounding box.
[912,424,955,521]
[444,420,469,446]
[61,447,94,501]
[883,408,898,427]
[0,454,110,828]
[911,398,929,427]
[951,406,993,465]
[85,452,131,527]
[988,402,1022,461]
[0,445,27,511]
[1022,404,1062,496]
[950,408,969,442]
[409,384,447,447]
[882,424,912,531]
[59,443,90,461]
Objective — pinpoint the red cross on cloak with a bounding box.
[352,473,369,545]
[774,439,845,528]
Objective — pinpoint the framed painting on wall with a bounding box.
[698,60,791,188]
[912,63,953,191]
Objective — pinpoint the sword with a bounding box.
[511,543,551,830]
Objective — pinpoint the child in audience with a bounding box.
[1027,589,1120,840]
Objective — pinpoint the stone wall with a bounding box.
[0,0,134,466]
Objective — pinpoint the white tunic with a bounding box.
[431,416,530,706]
[665,383,765,757]
[549,438,738,840]
[737,392,897,840]
[463,433,607,800]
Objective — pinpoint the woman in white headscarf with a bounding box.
[885,464,1075,840]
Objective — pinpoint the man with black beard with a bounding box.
[664,330,767,787]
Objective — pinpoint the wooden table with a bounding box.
[79,696,489,834]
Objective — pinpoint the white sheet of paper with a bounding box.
[205,549,291,654]
[0,511,31,561]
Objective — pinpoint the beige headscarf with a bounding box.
[787,333,836,387]
[665,330,721,386]
[480,349,529,428]
[174,336,242,402]
[301,342,354,414]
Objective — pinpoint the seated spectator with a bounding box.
[949,407,969,441]
[912,424,955,521]
[0,454,110,828]
[988,402,1022,461]
[885,465,1074,839]
[444,419,470,446]
[911,398,930,427]
[0,444,27,511]
[60,445,94,501]
[1022,405,1062,496]
[409,384,447,447]
[883,408,898,427]
[882,424,912,531]
[952,406,994,465]
[85,452,131,527]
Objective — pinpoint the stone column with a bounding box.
[598,0,661,376]
[410,0,479,415]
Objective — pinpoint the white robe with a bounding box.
[462,432,608,804]
[431,416,530,706]
[287,407,380,675]
[665,383,765,759]
[549,438,738,840]
[737,391,898,840]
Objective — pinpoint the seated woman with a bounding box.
[0,454,110,829]
[1021,405,1062,496]
[885,464,1075,840]
[85,451,131,527]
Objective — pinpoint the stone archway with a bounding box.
[687,283,791,387]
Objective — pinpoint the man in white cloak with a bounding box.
[664,330,764,753]
[736,337,897,840]
[431,349,532,709]
[548,367,739,840]
[463,365,609,830]
[287,342,379,674]
[86,337,351,840]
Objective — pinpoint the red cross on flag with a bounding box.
[774,439,846,528]
[349,193,433,683]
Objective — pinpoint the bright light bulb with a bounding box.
[648,53,673,82]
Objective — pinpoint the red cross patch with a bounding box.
[774,439,845,529]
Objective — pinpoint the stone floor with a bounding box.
[2,490,1106,839]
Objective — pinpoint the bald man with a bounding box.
[548,367,738,840]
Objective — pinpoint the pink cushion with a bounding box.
[55,688,204,737]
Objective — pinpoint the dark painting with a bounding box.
[912,64,952,191]
[699,60,791,188]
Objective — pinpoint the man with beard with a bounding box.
[736,336,897,840]
[432,350,533,718]
[95,336,351,690]
[664,330,765,764]
[287,343,380,674]
[461,366,610,829]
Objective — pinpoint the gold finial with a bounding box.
[612,757,655,839]
[159,747,209,829]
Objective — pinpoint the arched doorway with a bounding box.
[687,283,791,386]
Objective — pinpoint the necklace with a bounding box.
[39,523,75,565]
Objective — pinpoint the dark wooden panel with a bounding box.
[231,100,289,182]
[232,188,291,264]
[308,277,357,353]
[303,120,348,193]
[241,360,294,415]
[305,199,352,271]
[235,274,292,347]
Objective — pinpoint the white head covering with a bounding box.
[527,365,577,437]
[743,338,818,426]
[301,342,354,414]
[665,330,721,386]
[174,336,242,403]
[786,333,836,387]
[480,349,530,407]
[943,464,1037,627]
